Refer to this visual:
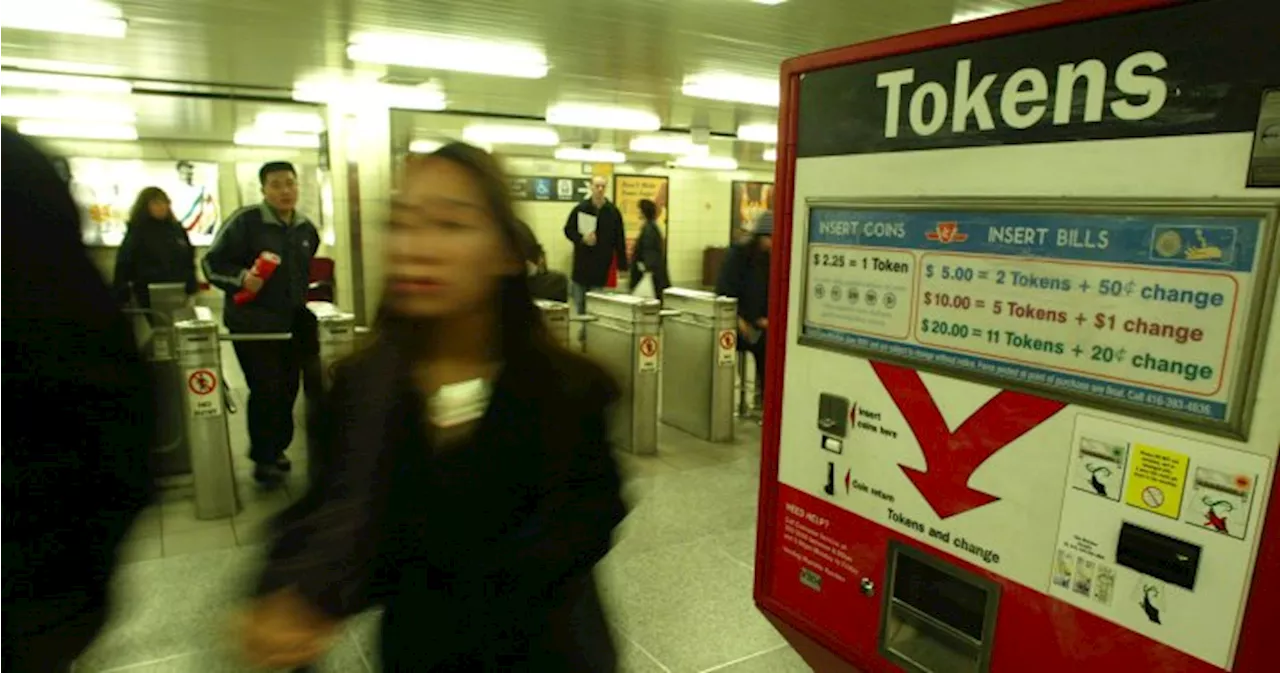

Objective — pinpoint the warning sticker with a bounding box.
[185,368,222,418]
[1123,443,1189,519]
[717,329,736,367]
[638,335,660,373]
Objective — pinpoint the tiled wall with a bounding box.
[503,156,775,287]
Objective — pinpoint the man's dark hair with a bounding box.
[258,161,296,186]
[640,198,658,221]
[176,160,194,171]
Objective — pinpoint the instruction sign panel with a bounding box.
[800,205,1270,428]
[717,329,736,366]
[185,368,221,418]
[638,335,660,373]
[1123,444,1189,519]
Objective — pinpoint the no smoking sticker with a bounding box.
[717,329,736,366]
[638,335,660,373]
[1124,443,1188,519]
[185,368,223,419]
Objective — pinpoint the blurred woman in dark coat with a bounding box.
[113,185,198,309]
[238,143,626,672]
[628,198,670,298]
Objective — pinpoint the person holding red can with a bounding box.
[203,162,320,487]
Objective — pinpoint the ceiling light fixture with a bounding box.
[672,155,739,171]
[254,111,325,134]
[546,103,661,131]
[462,124,559,146]
[408,139,444,154]
[0,70,131,93]
[0,96,135,123]
[737,123,778,143]
[292,80,446,111]
[16,119,137,140]
[628,134,709,156]
[0,57,121,76]
[234,129,321,149]
[682,72,778,107]
[763,148,777,161]
[555,147,626,164]
[752,0,788,5]
[0,2,128,38]
[347,33,548,79]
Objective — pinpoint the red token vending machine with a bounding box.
[754,1,1280,671]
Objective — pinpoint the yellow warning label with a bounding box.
[1124,443,1189,519]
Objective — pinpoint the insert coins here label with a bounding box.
[638,335,660,373]
[1124,443,1189,519]
[718,329,737,366]
[185,368,222,419]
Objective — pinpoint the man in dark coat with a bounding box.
[2,126,156,672]
[562,175,628,315]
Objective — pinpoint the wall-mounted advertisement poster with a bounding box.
[66,158,221,246]
[613,174,669,258]
[732,180,774,242]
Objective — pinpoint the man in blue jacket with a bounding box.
[203,162,320,487]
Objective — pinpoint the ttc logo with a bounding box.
[926,221,968,244]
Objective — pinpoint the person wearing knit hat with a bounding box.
[716,210,774,417]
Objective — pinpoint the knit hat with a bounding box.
[754,211,775,236]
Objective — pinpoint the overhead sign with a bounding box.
[795,2,1279,157]
[800,202,1273,432]
[509,176,591,202]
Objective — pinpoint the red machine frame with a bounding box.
[753,1,1280,671]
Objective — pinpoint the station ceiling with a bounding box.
[1,0,1053,161]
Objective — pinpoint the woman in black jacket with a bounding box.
[238,143,626,672]
[113,186,198,309]
[628,198,670,298]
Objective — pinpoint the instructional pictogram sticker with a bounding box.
[638,335,660,373]
[185,369,222,418]
[717,329,736,366]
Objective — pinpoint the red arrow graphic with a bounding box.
[871,361,1067,519]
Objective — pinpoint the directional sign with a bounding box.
[871,361,1066,518]
[510,176,592,202]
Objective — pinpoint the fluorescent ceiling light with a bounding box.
[1,2,127,38]
[408,139,444,154]
[752,0,787,5]
[254,111,325,133]
[16,119,137,140]
[0,96,135,123]
[763,148,777,162]
[546,103,660,131]
[234,129,320,149]
[683,72,778,107]
[462,124,559,146]
[628,134,708,156]
[952,6,1007,23]
[555,147,626,164]
[0,70,131,93]
[0,57,121,76]
[672,155,739,171]
[737,123,777,143]
[292,80,446,111]
[347,33,548,79]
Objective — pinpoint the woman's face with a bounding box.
[385,157,519,318]
[148,198,171,220]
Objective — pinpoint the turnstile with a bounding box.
[536,299,572,347]
[174,319,240,519]
[312,303,357,389]
[660,288,738,442]
[141,282,193,477]
[583,292,661,455]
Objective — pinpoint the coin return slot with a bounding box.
[879,542,1000,673]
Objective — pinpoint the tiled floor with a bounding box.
[75,345,807,672]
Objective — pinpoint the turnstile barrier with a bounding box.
[536,299,572,348]
[583,292,661,455]
[660,288,738,442]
